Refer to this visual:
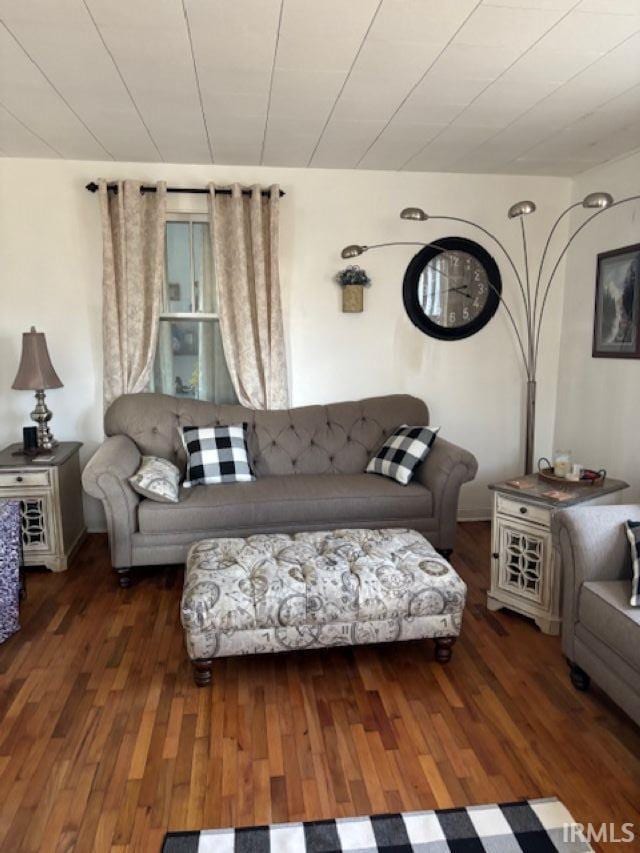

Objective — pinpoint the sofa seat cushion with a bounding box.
[138,473,433,535]
[181,528,466,636]
[579,580,640,671]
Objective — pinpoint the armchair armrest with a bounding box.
[82,435,141,568]
[552,504,640,658]
[415,437,478,551]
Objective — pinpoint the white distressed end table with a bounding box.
[488,474,628,635]
[0,442,86,572]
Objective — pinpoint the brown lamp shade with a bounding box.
[12,327,63,391]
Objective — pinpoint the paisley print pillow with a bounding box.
[129,456,181,503]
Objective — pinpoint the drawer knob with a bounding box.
[15,475,23,483]
[492,552,499,559]
[519,506,527,514]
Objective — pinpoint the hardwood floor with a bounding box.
[1,523,639,851]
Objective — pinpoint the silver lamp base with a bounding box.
[31,389,58,450]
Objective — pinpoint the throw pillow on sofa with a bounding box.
[181,423,255,487]
[625,520,640,606]
[366,425,439,486]
[129,456,181,503]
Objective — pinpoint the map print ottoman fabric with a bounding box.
[181,528,466,661]
[0,500,21,643]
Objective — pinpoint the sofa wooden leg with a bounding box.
[436,548,453,560]
[192,658,214,687]
[569,662,590,691]
[116,567,132,589]
[434,636,456,663]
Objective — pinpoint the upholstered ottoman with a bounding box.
[181,528,466,686]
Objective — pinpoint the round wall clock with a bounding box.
[402,237,502,340]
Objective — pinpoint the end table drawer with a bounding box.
[0,470,50,489]
[496,494,549,527]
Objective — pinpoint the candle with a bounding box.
[553,450,572,478]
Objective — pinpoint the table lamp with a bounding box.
[11,327,63,451]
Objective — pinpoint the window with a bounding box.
[152,214,237,403]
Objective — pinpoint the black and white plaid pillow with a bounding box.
[626,520,640,606]
[181,423,255,487]
[366,425,439,485]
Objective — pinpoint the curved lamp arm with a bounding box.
[519,217,533,355]
[355,239,530,374]
[428,214,532,336]
[533,193,640,371]
[532,201,583,324]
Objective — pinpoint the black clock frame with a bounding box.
[402,236,502,341]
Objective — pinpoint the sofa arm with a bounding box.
[553,504,640,658]
[416,437,478,551]
[82,435,141,568]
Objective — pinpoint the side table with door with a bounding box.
[488,474,628,635]
[0,442,86,572]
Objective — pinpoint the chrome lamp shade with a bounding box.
[12,327,63,450]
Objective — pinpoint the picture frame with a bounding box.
[168,282,181,302]
[592,243,640,359]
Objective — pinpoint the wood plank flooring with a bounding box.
[0,523,639,851]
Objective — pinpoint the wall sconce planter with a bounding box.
[335,265,371,313]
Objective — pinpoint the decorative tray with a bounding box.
[537,458,606,487]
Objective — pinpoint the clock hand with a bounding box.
[440,284,473,298]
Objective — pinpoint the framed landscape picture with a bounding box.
[593,243,640,359]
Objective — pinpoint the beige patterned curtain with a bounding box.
[208,183,288,409]
[99,179,167,409]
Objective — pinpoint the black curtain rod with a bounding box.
[85,181,284,197]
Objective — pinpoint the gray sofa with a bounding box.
[553,504,640,725]
[82,393,477,587]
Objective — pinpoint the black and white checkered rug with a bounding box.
[162,797,592,852]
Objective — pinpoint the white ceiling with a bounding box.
[0,0,639,176]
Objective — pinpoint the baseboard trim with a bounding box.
[457,509,491,522]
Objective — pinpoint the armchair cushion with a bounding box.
[579,581,640,671]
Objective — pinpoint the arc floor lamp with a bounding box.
[341,191,640,475]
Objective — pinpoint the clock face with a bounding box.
[403,237,502,341]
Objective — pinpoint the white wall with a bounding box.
[0,157,571,529]
[554,151,640,502]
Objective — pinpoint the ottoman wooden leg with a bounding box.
[192,658,214,687]
[434,636,456,663]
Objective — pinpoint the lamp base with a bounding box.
[31,389,58,451]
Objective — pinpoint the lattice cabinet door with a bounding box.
[495,518,551,609]
[488,495,560,635]
[20,495,54,553]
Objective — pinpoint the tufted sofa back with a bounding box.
[104,393,430,477]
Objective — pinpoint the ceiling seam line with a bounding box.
[450,24,640,174]
[494,28,640,171]
[576,142,640,176]
[354,0,484,169]
[0,99,63,158]
[181,0,215,164]
[80,0,164,162]
[306,0,385,167]
[260,0,285,166]
[0,19,114,160]
[398,0,584,171]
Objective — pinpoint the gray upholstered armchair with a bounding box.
[553,504,640,725]
[82,393,478,587]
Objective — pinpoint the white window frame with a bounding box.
[160,211,218,321]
